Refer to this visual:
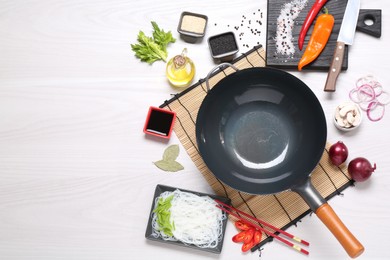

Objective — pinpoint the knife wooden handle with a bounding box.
[324,41,346,92]
[316,203,364,258]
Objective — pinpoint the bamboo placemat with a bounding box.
[160,45,353,249]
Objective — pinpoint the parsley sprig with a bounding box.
[131,21,176,64]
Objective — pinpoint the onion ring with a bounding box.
[367,102,385,122]
[349,88,362,103]
[360,100,378,112]
[377,90,390,105]
[350,75,387,122]
[357,84,376,103]
[355,75,383,96]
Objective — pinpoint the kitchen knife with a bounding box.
[324,0,360,92]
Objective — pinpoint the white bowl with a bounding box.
[333,102,362,131]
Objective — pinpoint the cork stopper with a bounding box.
[173,48,188,69]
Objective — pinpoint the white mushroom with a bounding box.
[352,110,362,127]
[339,103,357,117]
[346,111,355,125]
[335,112,344,126]
[334,102,361,130]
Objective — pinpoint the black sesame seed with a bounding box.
[209,33,238,56]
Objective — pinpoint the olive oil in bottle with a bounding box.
[166,48,195,88]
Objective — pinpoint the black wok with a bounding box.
[196,66,363,258]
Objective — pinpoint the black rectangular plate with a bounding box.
[145,184,231,254]
[266,0,349,70]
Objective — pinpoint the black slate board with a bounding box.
[266,0,349,70]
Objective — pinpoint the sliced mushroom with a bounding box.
[346,111,355,125]
[334,102,361,129]
[339,103,357,117]
[352,110,362,127]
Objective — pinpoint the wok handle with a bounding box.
[205,63,239,92]
[316,203,364,258]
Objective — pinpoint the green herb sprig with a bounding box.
[131,21,176,64]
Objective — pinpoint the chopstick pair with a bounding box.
[215,199,309,255]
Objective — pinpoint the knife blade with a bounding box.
[324,0,360,92]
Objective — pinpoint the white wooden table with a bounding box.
[0,0,389,259]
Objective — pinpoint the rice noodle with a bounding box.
[151,189,226,248]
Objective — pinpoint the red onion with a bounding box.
[329,141,348,166]
[348,157,377,182]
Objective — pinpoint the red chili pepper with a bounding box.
[234,220,252,231]
[298,0,328,51]
[232,230,247,243]
[253,230,262,245]
[243,228,255,244]
[241,240,255,252]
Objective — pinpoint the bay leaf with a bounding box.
[154,160,184,172]
[162,144,180,162]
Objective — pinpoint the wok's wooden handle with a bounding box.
[324,41,345,92]
[316,203,364,258]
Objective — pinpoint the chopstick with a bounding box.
[215,200,309,255]
[215,199,309,246]
[216,205,309,255]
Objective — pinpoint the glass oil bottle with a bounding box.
[166,48,195,88]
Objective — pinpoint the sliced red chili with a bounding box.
[234,220,252,231]
[253,230,262,245]
[243,228,255,244]
[242,240,255,252]
[232,230,246,243]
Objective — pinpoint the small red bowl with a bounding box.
[143,106,176,139]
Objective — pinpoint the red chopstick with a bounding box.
[215,200,309,255]
[215,199,309,246]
